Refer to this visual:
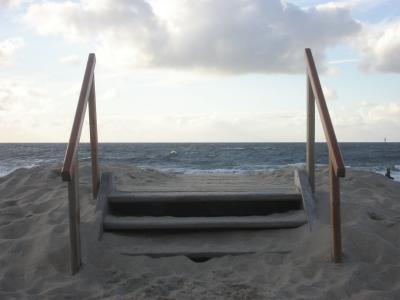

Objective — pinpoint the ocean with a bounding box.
[0,143,399,180]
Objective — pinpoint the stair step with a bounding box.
[107,191,302,217]
[108,191,301,203]
[103,211,307,230]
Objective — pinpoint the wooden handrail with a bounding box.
[305,48,345,178]
[61,53,99,274]
[305,48,345,263]
[62,53,96,182]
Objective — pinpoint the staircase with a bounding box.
[61,48,344,274]
[98,172,311,232]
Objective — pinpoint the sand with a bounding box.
[0,163,400,299]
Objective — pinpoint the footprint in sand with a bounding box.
[367,211,400,227]
[367,211,385,221]
[0,220,30,239]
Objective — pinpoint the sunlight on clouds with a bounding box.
[333,101,400,141]
[59,54,81,65]
[0,0,26,9]
[358,21,400,73]
[322,85,338,100]
[0,0,398,142]
[0,79,45,111]
[366,102,400,122]
[0,37,24,66]
[22,0,360,74]
[97,111,306,142]
[314,0,387,11]
[0,78,80,142]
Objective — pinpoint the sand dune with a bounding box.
[0,164,399,299]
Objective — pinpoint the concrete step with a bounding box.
[103,211,307,230]
[107,191,303,217]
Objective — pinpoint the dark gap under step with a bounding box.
[119,250,291,263]
[107,192,303,217]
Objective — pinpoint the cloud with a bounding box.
[59,54,80,65]
[315,1,356,10]
[322,85,338,100]
[365,102,400,122]
[22,0,360,74]
[99,110,306,142]
[0,79,46,111]
[0,78,73,142]
[328,58,358,65]
[334,101,400,126]
[358,21,400,73]
[331,101,400,141]
[0,0,20,9]
[0,0,31,9]
[314,0,383,10]
[0,37,24,66]
[96,101,400,142]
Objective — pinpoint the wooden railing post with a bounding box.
[68,158,81,274]
[305,48,345,263]
[89,75,99,198]
[306,75,315,193]
[329,159,342,262]
[62,53,97,274]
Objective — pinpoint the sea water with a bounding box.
[0,143,399,181]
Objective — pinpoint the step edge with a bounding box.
[103,214,307,230]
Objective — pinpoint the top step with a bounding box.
[108,191,302,203]
[116,173,297,193]
[107,191,302,217]
[102,172,304,217]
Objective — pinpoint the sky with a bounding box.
[0,0,400,142]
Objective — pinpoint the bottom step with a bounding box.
[103,211,307,230]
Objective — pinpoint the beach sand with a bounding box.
[0,164,399,299]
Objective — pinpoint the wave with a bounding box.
[221,147,246,150]
[0,164,37,177]
[1,160,400,183]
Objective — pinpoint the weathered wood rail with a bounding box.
[61,53,99,274]
[305,48,345,263]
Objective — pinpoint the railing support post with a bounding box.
[306,75,315,193]
[329,160,342,263]
[88,75,99,198]
[62,53,97,275]
[68,158,81,274]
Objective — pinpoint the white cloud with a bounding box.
[365,102,400,122]
[0,0,20,8]
[99,88,117,102]
[22,0,360,74]
[315,0,386,11]
[0,78,46,111]
[96,101,400,142]
[59,54,80,65]
[0,78,79,142]
[0,0,31,9]
[332,101,400,141]
[315,1,355,10]
[0,37,24,66]
[99,111,306,142]
[328,58,358,65]
[334,102,400,125]
[322,85,337,100]
[358,21,400,73]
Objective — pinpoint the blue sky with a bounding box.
[0,0,400,142]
